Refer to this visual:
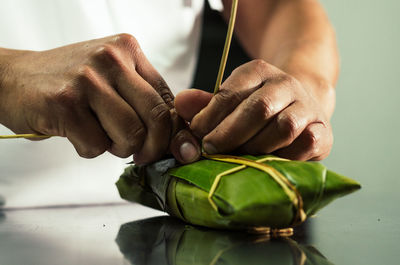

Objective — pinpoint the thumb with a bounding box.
[174,89,213,122]
[169,109,201,164]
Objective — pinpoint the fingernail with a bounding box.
[179,142,199,163]
[203,142,218,154]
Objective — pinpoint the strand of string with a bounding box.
[0,134,52,139]
[203,154,307,227]
[213,0,238,94]
[204,154,289,211]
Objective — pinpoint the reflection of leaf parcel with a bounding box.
[116,216,337,265]
[116,155,360,230]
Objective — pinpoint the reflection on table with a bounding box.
[116,216,334,265]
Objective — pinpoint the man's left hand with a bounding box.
[175,60,333,161]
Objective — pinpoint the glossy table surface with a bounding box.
[0,187,399,265]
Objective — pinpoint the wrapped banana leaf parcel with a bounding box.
[116,154,360,231]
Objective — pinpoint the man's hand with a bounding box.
[175,60,333,161]
[0,34,200,164]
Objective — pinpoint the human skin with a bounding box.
[175,0,339,161]
[0,0,338,163]
[0,34,200,164]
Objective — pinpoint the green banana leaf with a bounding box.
[116,155,360,229]
[115,216,336,265]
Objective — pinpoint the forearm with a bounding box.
[0,48,11,125]
[223,0,339,118]
[0,48,22,127]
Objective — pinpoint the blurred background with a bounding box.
[314,0,400,263]
[320,0,400,196]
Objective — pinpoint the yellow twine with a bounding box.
[0,134,52,139]
[205,155,289,211]
[213,0,239,94]
[203,154,306,226]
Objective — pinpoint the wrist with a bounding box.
[264,40,338,119]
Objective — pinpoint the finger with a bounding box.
[137,50,205,163]
[116,70,171,164]
[111,34,176,108]
[190,60,268,138]
[93,34,173,108]
[83,67,147,158]
[174,89,213,122]
[170,130,201,164]
[90,37,172,162]
[169,109,201,164]
[275,122,333,161]
[65,108,111,159]
[242,101,317,155]
[202,82,295,154]
[133,47,175,108]
[168,109,201,164]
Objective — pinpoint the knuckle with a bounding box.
[215,88,243,107]
[303,128,320,154]
[109,144,132,159]
[277,113,300,140]
[124,124,147,152]
[94,44,117,58]
[115,33,138,46]
[251,59,268,68]
[279,74,300,88]
[114,33,141,55]
[93,44,124,68]
[154,79,174,106]
[231,61,252,76]
[150,102,171,125]
[77,146,105,159]
[112,148,133,159]
[74,65,108,94]
[78,151,95,159]
[36,118,57,136]
[250,59,269,75]
[116,152,131,159]
[245,95,274,120]
[76,65,96,83]
[51,85,82,109]
[111,118,147,157]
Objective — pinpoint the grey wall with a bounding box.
[321,0,400,188]
[313,1,400,264]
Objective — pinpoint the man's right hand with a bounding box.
[0,34,200,164]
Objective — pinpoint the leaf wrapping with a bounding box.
[116,155,360,229]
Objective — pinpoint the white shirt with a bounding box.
[0,0,222,208]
